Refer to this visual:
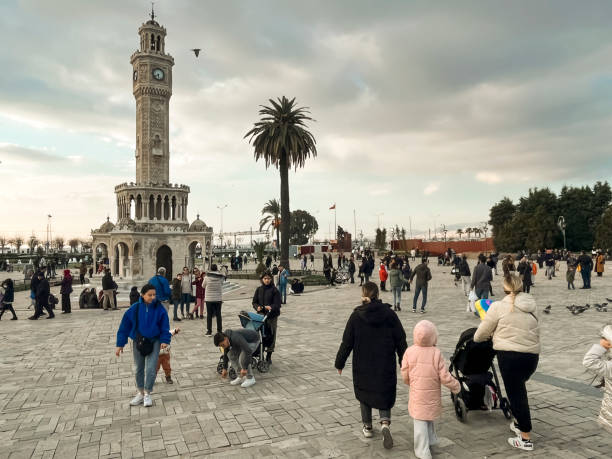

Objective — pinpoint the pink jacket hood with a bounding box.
[413,320,438,347]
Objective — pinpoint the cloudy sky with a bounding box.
[1,0,612,242]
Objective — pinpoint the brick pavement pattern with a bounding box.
[1,262,611,458]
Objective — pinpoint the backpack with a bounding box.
[49,294,59,306]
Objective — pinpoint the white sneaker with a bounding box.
[240,377,256,388]
[129,393,144,406]
[508,436,533,451]
[143,393,153,407]
[362,425,373,438]
[230,376,244,386]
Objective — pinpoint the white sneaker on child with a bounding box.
[230,377,244,386]
[241,377,256,388]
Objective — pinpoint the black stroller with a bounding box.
[448,327,512,422]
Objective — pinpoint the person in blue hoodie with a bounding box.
[278,265,290,304]
[148,267,172,310]
[115,283,171,407]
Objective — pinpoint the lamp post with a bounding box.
[217,204,228,248]
[558,216,566,251]
[46,214,52,254]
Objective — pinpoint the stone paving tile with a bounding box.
[0,262,611,457]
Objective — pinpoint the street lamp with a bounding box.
[217,205,228,248]
[46,214,52,254]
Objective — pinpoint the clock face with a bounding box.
[133,70,138,81]
[153,68,165,80]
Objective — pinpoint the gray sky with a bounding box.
[1,0,612,241]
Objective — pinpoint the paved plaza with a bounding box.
[1,261,611,458]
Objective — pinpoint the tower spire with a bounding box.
[150,2,155,21]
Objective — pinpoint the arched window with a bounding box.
[156,36,161,53]
[151,33,155,51]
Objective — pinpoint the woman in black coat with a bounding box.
[60,269,73,313]
[252,271,282,363]
[335,282,408,449]
[0,278,17,320]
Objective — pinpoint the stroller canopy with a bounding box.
[239,311,266,332]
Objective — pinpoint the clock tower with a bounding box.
[130,8,174,184]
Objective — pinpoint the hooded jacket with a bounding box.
[148,275,171,302]
[202,271,224,302]
[335,299,408,410]
[410,263,432,288]
[116,297,172,347]
[252,283,281,320]
[583,342,612,434]
[379,264,388,281]
[1,280,14,303]
[474,293,540,354]
[388,268,406,288]
[401,320,460,421]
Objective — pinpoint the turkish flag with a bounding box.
[329,204,336,210]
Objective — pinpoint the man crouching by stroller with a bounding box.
[215,329,260,388]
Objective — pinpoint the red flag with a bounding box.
[329,204,336,210]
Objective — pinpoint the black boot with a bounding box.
[266,352,272,363]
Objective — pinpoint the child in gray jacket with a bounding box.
[583,325,612,434]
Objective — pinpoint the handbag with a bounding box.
[134,303,154,356]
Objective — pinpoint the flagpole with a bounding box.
[334,206,337,242]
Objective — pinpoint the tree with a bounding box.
[54,237,65,251]
[68,239,80,253]
[245,96,317,269]
[456,229,463,239]
[253,241,268,275]
[259,199,281,249]
[289,210,319,245]
[337,225,346,241]
[400,227,407,241]
[375,228,387,251]
[27,235,38,254]
[595,206,612,250]
[465,227,472,239]
[13,236,23,254]
[0,235,7,254]
[81,240,92,252]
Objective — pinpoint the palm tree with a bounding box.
[456,228,464,239]
[245,96,317,267]
[54,237,65,251]
[465,227,472,239]
[27,235,38,254]
[68,238,80,253]
[259,199,281,249]
[253,241,268,275]
[473,228,482,239]
[0,235,7,254]
[13,236,23,254]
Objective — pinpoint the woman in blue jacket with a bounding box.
[115,284,171,407]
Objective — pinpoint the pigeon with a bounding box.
[543,305,551,314]
[606,298,612,302]
[191,48,202,57]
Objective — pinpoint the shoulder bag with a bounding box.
[135,302,154,356]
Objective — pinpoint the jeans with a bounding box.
[413,284,428,310]
[497,351,539,433]
[392,286,402,306]
[206,301,223,333]
[581,270,591,288]
[475,288,489,299]
[360,401,390,426]
[413,419,438,459]
[132,339,161,392]
[192,297,204,315]
[172,300,180,319]
[180,293,191,315]
[279,283,287,303]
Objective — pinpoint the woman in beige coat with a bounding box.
[474,274,540,452]
[583,325,612,434]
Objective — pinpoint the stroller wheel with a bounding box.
[454,398,468,423]
[229,367,237,380]
[251,357,258,368]
[216,357,224,374]
[257,360,270,373]
[501,398,512,419]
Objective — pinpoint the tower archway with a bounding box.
[156,245,172,280]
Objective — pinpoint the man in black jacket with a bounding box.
[458,254,471,296]
[471,254,493,299]
[29,273,54,320]
[348,258,356,284]
[101,269,117,310]
[577,251,593,289]
[409,258,432,313]
[252,272,281,362]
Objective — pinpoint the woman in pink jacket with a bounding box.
[401,320,460,459]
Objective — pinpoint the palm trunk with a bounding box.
[279,152,290,268]
[276,223,280,251]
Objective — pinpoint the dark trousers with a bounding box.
[180,293,191,315]
[79,274,85,285]
[349,272,355,283]
[35,302,54,318]
[497,351,539,433]
[360,401,391,426]
[206,301,223,333]
[0,304,17,319]
[581,270,591,288]
[413,284,428,310]
[522,284,531,294]
[380,280,386,291]
[61,293,71,313]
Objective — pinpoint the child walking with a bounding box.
[401,320,460,459]
[583,325,612,434]
[157,327,180,384]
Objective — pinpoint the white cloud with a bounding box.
[476,172,502,184]
[424,183,439,195]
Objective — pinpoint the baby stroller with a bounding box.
[216,311,271,377]
[448,327,512,422]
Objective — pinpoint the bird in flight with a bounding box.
[191,49,202,57]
